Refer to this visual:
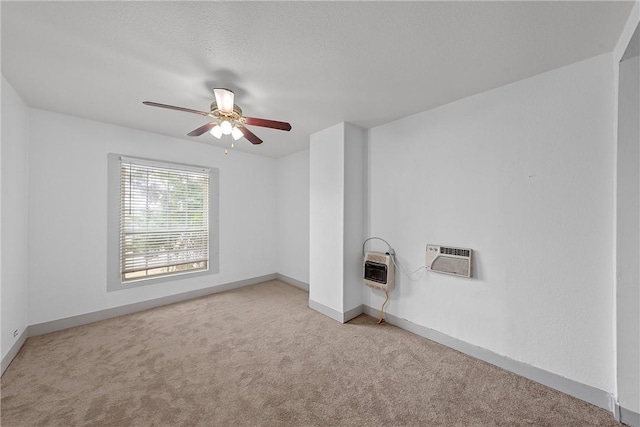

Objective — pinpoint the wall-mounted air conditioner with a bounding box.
[363,251,395,291]
[426,244,473,278]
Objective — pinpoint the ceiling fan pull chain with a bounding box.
[223,134,233,155]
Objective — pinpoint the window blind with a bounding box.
[120,158,209,282]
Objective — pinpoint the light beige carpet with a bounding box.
[1,280,621,426]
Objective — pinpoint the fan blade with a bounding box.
[187,122,217,137]
[237,125,263,145]
[213,88,234,114]
[244,117,291,131]
[143,101,210,117]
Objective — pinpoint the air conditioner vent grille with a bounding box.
[426,244,473,278]
[440,247,470,257]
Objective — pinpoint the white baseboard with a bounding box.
[30,274,277,336]
[1,327,28,376]
[2,274,277,375]
[308,299,362,323]
[343,305,363,322]
[275,273,309,292]
[361,304,615,414]
[308,299,344,322]
[619,404,640,427]
[2,275,630,427]
[308,300,617,415]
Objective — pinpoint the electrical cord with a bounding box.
[363,237,425,326]
[362,236,395,258]
[391,255,426,281]
[362,236,425,281]
[377,291,389,324]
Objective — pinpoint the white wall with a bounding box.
[342,124,365,312]
[1,76,29,359]
[309,124,344,311]
[309,122,366,317]
[616,52,639,413]
[276,149,310,284]
[612,7,639,420]
[27,108,277,324]
[366,53,616,393]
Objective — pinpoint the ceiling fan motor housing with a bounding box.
[210,102,243,123]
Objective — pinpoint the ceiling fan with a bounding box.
[143,88,291,145]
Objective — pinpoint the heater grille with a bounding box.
[363,251,395,291]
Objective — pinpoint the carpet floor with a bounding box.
[1,280,621,426]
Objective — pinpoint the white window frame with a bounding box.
[107,154,219,291]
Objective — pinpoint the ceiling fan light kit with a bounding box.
[209,125,223,139]
[213,88,235,114]
[231,126,244,141]
[219,119,233,135]
[143,88,291,146]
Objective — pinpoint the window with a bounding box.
[108,155,219,291]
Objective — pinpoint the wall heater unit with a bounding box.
[426,244,473,278]
[363,251,395,292]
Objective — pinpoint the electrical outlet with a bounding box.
[13,329,19,338]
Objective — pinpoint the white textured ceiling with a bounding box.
[1,1,634,158]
